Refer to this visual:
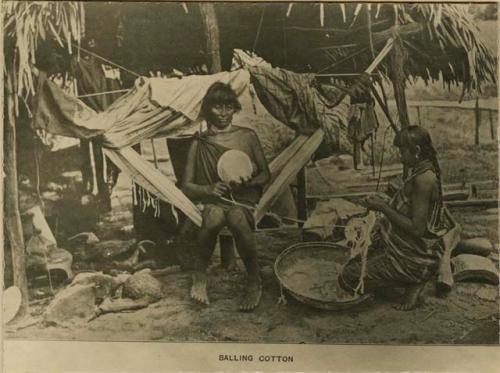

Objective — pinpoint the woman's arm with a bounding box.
[181,140,229,199]
[364,172,436,238]
[244,132,271,188]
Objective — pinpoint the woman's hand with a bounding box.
[230,175,253,188]
[207,182,230,197]
[362,194,389,212]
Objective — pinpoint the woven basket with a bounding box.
[274,241,372,311]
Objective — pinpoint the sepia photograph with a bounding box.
[2,1,498,360]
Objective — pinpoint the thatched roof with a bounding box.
[4,3,496,94]
[234,3,496,93]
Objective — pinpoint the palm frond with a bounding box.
[315,3,496,93]
[3,1,85,106]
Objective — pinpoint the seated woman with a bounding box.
[181,82,271,311]
[339,125,450,310]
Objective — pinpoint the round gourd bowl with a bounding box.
[274,242,372,310]
[217,150,253,184]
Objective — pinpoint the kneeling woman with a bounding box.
[339,126,450,310]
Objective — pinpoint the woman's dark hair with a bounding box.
[199,82,242,122]
[394,125,443,201]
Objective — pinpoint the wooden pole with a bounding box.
[416,106,422,126]
[489,109,495,140]
[5,71,29,318]
[199,3,221,74]
[474,97,480,145]
[370,134,376,177]
[389,38,410,128]
[296,167,307,228]
[199,3,233,262]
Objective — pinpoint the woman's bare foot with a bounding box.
[393,283,425,311]
[239,275,262,312]
[190,272,210,305]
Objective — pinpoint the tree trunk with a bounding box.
[199,3,222,74]
[389,38,410,128]
[200,3,232,261]
[474,97,480,145]
[5,71,29,317]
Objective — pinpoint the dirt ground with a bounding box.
[6,160,499,345]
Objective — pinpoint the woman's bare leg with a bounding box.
[191,205,225,305]
[226,207,262,311]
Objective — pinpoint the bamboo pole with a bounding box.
[5,71,29,318]
[199,3,221,74]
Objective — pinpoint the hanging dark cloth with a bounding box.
[347,95,378,146]
[71,56,123,210]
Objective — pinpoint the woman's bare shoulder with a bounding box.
[412,170,438,191]
[232,125,259,139]
[232,125,256,134]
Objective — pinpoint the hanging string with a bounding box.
[370,85,398,133]
[77,88,130,99]
[72,43,141,78]
[376,124,392,192]
[252,6,266,53]
[277,281,287,305]
[43,252,54,294]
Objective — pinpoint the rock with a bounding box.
[44,284,96,325]
[71,272,121,301]
[475,286,498,302]
[454,238,494,257]
[123,272,163,301]
[452,254,499,285]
